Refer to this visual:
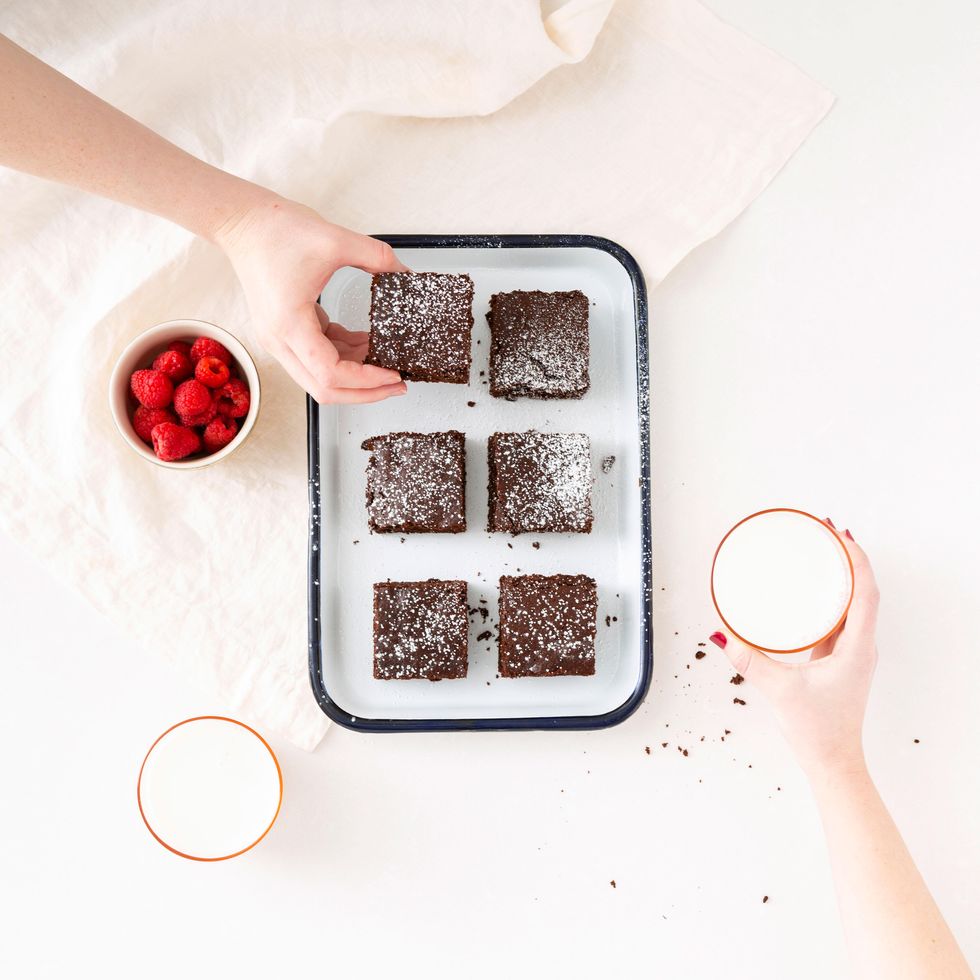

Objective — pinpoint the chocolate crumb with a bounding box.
[762,896,769,904]
[612,615,618,622]
[467,401,476,407]
[644,746,650,755]
[479,370,485,377]
[913,738,920,744]
[697,642,706,647]
[507,542,513,549]
[605,615,612,627]
[734,697,746,706]
[694,650,706,660]
[661,742,668,748]
[610,880,617,889]
[601,455,616,473]
[724,729,731,735]
[400,537,406,544]
[486,681,490,686]
[353,540,359,545]
[532,541,540,550]
[476,630,491,642]
[730,674,744,685]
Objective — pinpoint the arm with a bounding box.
[710,530,972,979]
[0,34,406,404]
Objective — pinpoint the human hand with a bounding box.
[710,526,880,780]
[215,193,408,404]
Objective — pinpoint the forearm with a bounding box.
[0,34,272,240]
[809,764,972,980]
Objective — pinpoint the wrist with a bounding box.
[804,753,872,794]
[190,169,281,247]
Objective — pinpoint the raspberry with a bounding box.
[180,399,218,428]
[167,340,192,359]
[173,379,211,419]
[189,336,231,365]
[195,355,231,388]
[152,349,193,383]
[150,422,201,462]
[216,378,250,419]
[130,369,173,409]
[203,416,238,453]
[133,406,176,443]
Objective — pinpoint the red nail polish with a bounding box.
[824,517,836,528]
[844,529,854,541]
[709,631,727,649]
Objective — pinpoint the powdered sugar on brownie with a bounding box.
[373,579,468,680]
[362,431,466,533]
[488,290,589,399]
[498,574,597,677]
[366,273,474,383]
[488,431,593,534]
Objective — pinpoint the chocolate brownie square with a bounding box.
[362,431,466,533]
[373,579,468,680]
[488,290,589,399]
[498,574,597,677]
[365,272,474,383]
[487,431,593,534]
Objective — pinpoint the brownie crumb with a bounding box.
[532,541,540,550]
[353,540,359,545]
[467,401,476,408]
[734,698,746,706]
[476,630,492,642]
[601,455,616,473]
[696,642,706,647]
[762,896,769,904]
[605,615,612,627]
[694,650,706,660]
[730,674,744,685]
[610,880,617,889]
[507,542,513,549]
[913,738,920,744]
[661,742,668,748]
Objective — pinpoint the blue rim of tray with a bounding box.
[307,233,652,732]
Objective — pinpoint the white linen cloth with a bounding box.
[0,0,832,749]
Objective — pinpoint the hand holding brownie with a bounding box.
[214,194,410,404]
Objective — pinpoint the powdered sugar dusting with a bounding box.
[488,290,589,399]
[373,580,468,680]
[498,574,597,677]
[366,273,474,383]
[488,431,593,533]
[362,431,465,533]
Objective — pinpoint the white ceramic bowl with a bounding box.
[109,319,260,468]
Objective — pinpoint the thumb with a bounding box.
[710,629,783,693]
[333,228,409,274]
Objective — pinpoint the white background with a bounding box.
[2,1,978,977]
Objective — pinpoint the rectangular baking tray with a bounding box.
[307,234,651,732]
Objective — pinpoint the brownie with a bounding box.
[488,431,593,534]
[498,574,597,677]
[373,579,468,680]
[487,289,589,399]
[362,431,466,533]
[365,272,474,383]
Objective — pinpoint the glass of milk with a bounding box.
[137,716,283,861]
[711,508,854,654]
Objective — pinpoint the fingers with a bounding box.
[711,629,784,692]
[287,307,402,390]
[836,529,881,650]
[320,383,407,405]
[332,228,409,274]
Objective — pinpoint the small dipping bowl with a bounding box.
[109,318,260,469]
[711,508,854,654]
[137,716,283,861]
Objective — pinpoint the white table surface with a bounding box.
[2,2,978,977]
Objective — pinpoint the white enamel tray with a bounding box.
[307,235,651,732]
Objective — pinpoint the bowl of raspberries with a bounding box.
[109,319,260,467]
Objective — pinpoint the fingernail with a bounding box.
[844,529,854,541]
[824,517,836,528]
[709,631,727,649]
